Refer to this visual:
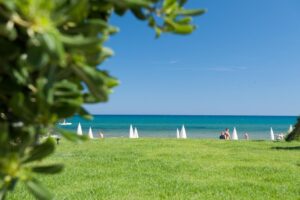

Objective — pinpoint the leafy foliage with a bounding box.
[0,0,205,199]
[285,117,300,141]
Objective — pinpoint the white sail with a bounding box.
[88,127,94,139]
[77,123,83,136]
[288,125,293,134]
[176,128,180,138]
[129,125,134,138]
[232,127,238,140]
[180,125,187,139]
[134,127,139,138]
[270,127,275,141]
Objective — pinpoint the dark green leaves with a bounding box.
[109,0,207,37]
[72,65,119,102]
[22,139,55,164]
[26,178,53,200]
[0,22,17,40]
[27,31,65,69]
[176,9,207,16]
[32,164,64,174]
[0,123,8,146]
[0,38,19,61]
[0,0,204,199]
[59,129,88,142]
[51,80,83,118]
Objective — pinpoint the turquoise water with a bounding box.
[58,115,297,139]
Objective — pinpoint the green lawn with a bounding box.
[9,139,300,200]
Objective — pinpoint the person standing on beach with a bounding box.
[244,133,249,140]
[224,128,231,140]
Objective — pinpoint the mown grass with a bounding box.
[9,139,300,200]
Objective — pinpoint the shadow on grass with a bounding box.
[271,146,300,150]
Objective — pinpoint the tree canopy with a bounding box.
[286,117,300,141]
[0,0,205,199]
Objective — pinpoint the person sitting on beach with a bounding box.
[224,128,230,140]
[219,132,225,139]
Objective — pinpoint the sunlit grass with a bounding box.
[9,139,300,199]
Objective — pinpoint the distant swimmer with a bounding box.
[244,133,249,140]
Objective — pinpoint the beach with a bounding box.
[59,115,297,140]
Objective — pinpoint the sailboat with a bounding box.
[59,119,72,126]
[180,125,187,139]
[134,127,139,138]
[270,127,275,141]
[129,124,134,138]
[88,127,94,139]
[77,123,83,136]
[232,127,238,140]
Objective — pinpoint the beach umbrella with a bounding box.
[134,127,139,138]
[176,128,180,138]
[77,123,83,136]
[270,127,275,141]
[232,127,238,140]
[88,127,94,139]
[129,125,134,138]
[180,125,187,139]
[288,125,293,134]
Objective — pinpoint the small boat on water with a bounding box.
[59,119,72,126]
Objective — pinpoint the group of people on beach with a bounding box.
[219,128,249,140]
[219,128,231,140]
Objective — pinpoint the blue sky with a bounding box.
[85,0,300,116]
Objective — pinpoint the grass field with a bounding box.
[8,139,300,200]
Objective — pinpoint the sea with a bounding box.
[58,115,297,140]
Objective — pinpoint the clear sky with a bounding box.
[85,0,300,116]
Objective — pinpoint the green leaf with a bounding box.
[154,26,162,38]
[148,16,156,28]
[78,107,93,120]
[176,17,192,25]
[27,41,50,69]
[61,34,103,48]
[0,122,8,145]
[22,138,55,163]
[178,0,188,6]
[163,0,178,14]
[26,178,53,200]
[72,65,118,102]
[59,129,88,142]
[32,164,64,174]
[0,38,19,60]
[53,0,89,25]
[63,19,118,36]
[0,22,17,40]
[131,8,147,20]
[114,7,127,16]
[176,9,207,16]
[42,31,66,66]
[163,0,177,10]
[0,186,7,200]
[109,0,151,9]
[165,18,194,34]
